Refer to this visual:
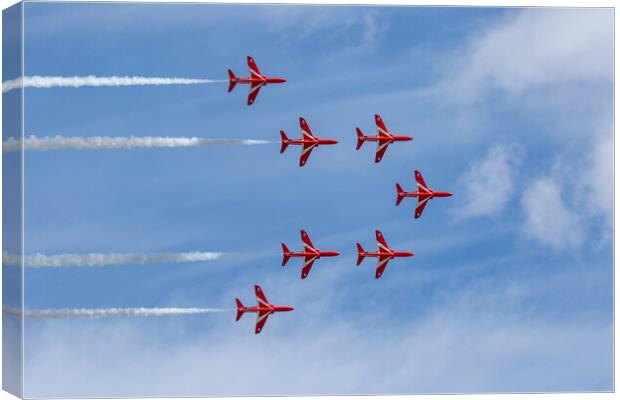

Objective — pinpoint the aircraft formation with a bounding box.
[279,114,413,166]
[229,56,454,334]
[280,118,339,167]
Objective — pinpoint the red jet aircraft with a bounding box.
[227,56,287,106]
[356,114,413,163]
[396,170,453,219]
[280,117,339,167]
[356,230,414,279]
[281,230,340,279]
[235,285,294,334]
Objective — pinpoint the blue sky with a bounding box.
[5,3,613,397]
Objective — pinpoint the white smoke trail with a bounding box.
[3,136,272,152]
[3,306,228,319]
[2,251,225,268]
[2,75,225,93]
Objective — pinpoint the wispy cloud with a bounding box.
[259,7,386,54]
[576,135,613,222]
[456,143,522,218]
[429,8,612,250]
[521,177,583,250]
[443,9,613,102]
[21,260,612,397]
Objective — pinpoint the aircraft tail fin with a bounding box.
[281,243,291,266]
[235,298,244,321]
[395,183,405,206]
[280,131,289,154]
[355,128,365,150]
[356,243,365,266]
[228,69,238,93]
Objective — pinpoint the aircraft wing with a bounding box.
[375,254,392,279]
[255,285,270,307]
[415,195,431,219]
[300,230,316,251]
[299,117,315,140]
[247,81,265,106]
[247,56,264,79]
[375,230,390,251]
[255,309,271,334]
[375,114,391,137]
[415,170,431,193]
[299,141,318,167]
[300,255,318,279]
[375,139,392,163]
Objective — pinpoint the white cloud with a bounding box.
[22,264,612,397]
[521,177,583,250]
[447,8,613,101]
[258,7,386,51]
[577,135,613,222]
[436,8,612,248]
[457,144,522,218]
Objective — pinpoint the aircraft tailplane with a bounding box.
[228,69,238,93]
[281,243,291,266]
[355,128,365,150]
[235,298,245,321]
[395,183,405,206]
[356,243,365,266]
[280,131,289,154]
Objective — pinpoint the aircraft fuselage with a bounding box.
[362,135,413,143]
[239,305,294,314]
[401,191,453,199]
[286,251,340,258]
[284,138,339,146]
[360,250,414,258]
[234,76,287,85]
